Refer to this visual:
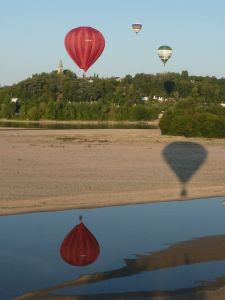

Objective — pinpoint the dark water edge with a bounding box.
[0,120,158,130]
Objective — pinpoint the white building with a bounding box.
[141,96,149,101]
[153,95,168,102]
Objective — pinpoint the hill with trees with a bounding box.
[0,70,225,137]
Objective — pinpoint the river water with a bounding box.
[1,197,225,299]
[0,121,157,130]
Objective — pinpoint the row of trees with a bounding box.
[0,70,225,137]
[1,70,225,105]
[0,100,160,121]
[0,70,176,121]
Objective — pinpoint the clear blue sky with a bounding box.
[1,0,225,85]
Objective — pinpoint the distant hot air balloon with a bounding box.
[157,45,173,66]
[60,216,100,266]
[64,26,105,75]
[132,23,142,34]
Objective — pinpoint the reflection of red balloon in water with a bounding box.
[64,26,105,73]
[60,216,100,266]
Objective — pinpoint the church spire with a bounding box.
[57,59,63,74]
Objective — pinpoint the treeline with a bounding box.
[2,100,160,121]
[0,70,175,121]
[0,70,225,137]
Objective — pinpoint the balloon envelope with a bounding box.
[60,220,100,266]
[132,23,142,34]
[157,45,173,66]
[64,26,105,72]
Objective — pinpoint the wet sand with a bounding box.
[0,128,224,216]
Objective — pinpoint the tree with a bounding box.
[27,106,40,120]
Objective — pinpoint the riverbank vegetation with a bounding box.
[159,98,225,138]
[0,70,225,137]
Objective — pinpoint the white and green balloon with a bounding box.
[157,45,173,66]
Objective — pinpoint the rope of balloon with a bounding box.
[64,24,173,77]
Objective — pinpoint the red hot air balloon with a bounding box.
[64,26,105,74]
[60,216,100,266]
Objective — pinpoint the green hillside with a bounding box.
[1,70,225,137]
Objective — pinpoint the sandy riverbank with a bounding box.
[0,128,224,216]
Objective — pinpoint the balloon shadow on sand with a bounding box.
[162,142,208,197]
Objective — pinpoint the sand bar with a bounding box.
[0,128,224,216]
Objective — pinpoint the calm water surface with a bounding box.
[1,197,225,299]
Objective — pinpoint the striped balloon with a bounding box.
[64,26,105,73]
[132,23,142,34]
[60,218,100,266]
[157,45,173,66]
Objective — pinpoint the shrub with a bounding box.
[159,103,225,138]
